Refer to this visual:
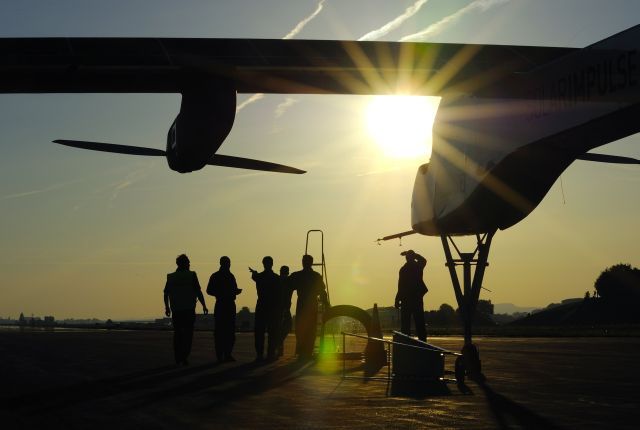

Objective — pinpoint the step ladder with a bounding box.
[305,229,332,354]
[305,229,330,304]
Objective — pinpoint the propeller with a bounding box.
[53,139,305,174]
[54,139,166,156]
[207,154,305,174]
[576,152,640,165]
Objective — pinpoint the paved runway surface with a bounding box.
[1,329,639,429]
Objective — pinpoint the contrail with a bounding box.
[275,97,299,118]
[109,164,152,205]
[358,0,430,41]
[400,0,510,42]
[236,1,326,113]
[110,178,134,203]
[236,93,265,113]
[1,180,77,201]
[274,0,430,120]
[284,0,325,40]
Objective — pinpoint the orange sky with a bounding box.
[1,1,638,319]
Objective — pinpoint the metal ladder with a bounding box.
[305,229,332,353]
[305,229,330,304]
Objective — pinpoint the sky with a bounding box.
[0,0,639,320]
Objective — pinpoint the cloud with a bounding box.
[358,0,430,41]
[236,1,326,114]
[400,0,511,42]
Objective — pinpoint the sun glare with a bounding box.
[366,96,440,159]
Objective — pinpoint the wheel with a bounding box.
[461,343,482,380]
[455,355,465,384]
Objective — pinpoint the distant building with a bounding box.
[194,314,215,329]
[370,306,400,332]
[28,316,42,327]
[237,307,254,331]
[0,316,15,325]
[153,308,255,331]
[476,299,494,316]
[154,317,172,326]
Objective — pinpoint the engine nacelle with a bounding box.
[166,77,236,173]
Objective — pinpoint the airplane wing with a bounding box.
[0,38,576,97]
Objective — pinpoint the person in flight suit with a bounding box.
[395,249,428,341]
[164,254,208,366]
[289,254,328,360]
[207,256,242,363]
[250,256,282,361]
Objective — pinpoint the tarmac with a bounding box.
[1,328,639,429]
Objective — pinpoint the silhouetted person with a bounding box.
[164,254,208,366]
[289,254,328,360]
[250,256,282,361]
[395,249,428,341]
[278,265,292,357]
[207,256,242,363]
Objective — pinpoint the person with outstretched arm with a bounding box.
[207,256,242,363]
[249,256,282,362]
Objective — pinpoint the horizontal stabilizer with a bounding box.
[53,140,166,156]
[207,154,305,174]
[576,153,640,165]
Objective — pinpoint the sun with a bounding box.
[366,96,440,159]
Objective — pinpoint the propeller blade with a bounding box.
[576,152,640,165]
[207,154,306,174]
[53,140,166,157]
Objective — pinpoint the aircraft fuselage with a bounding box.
[411,28,640,236]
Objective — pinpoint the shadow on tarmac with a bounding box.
[389,380,451,398]
[3,363,179,413]
[4,359,309,415]
[128,358,312,411]
[3,355,563,429]
[477,380,564,429]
